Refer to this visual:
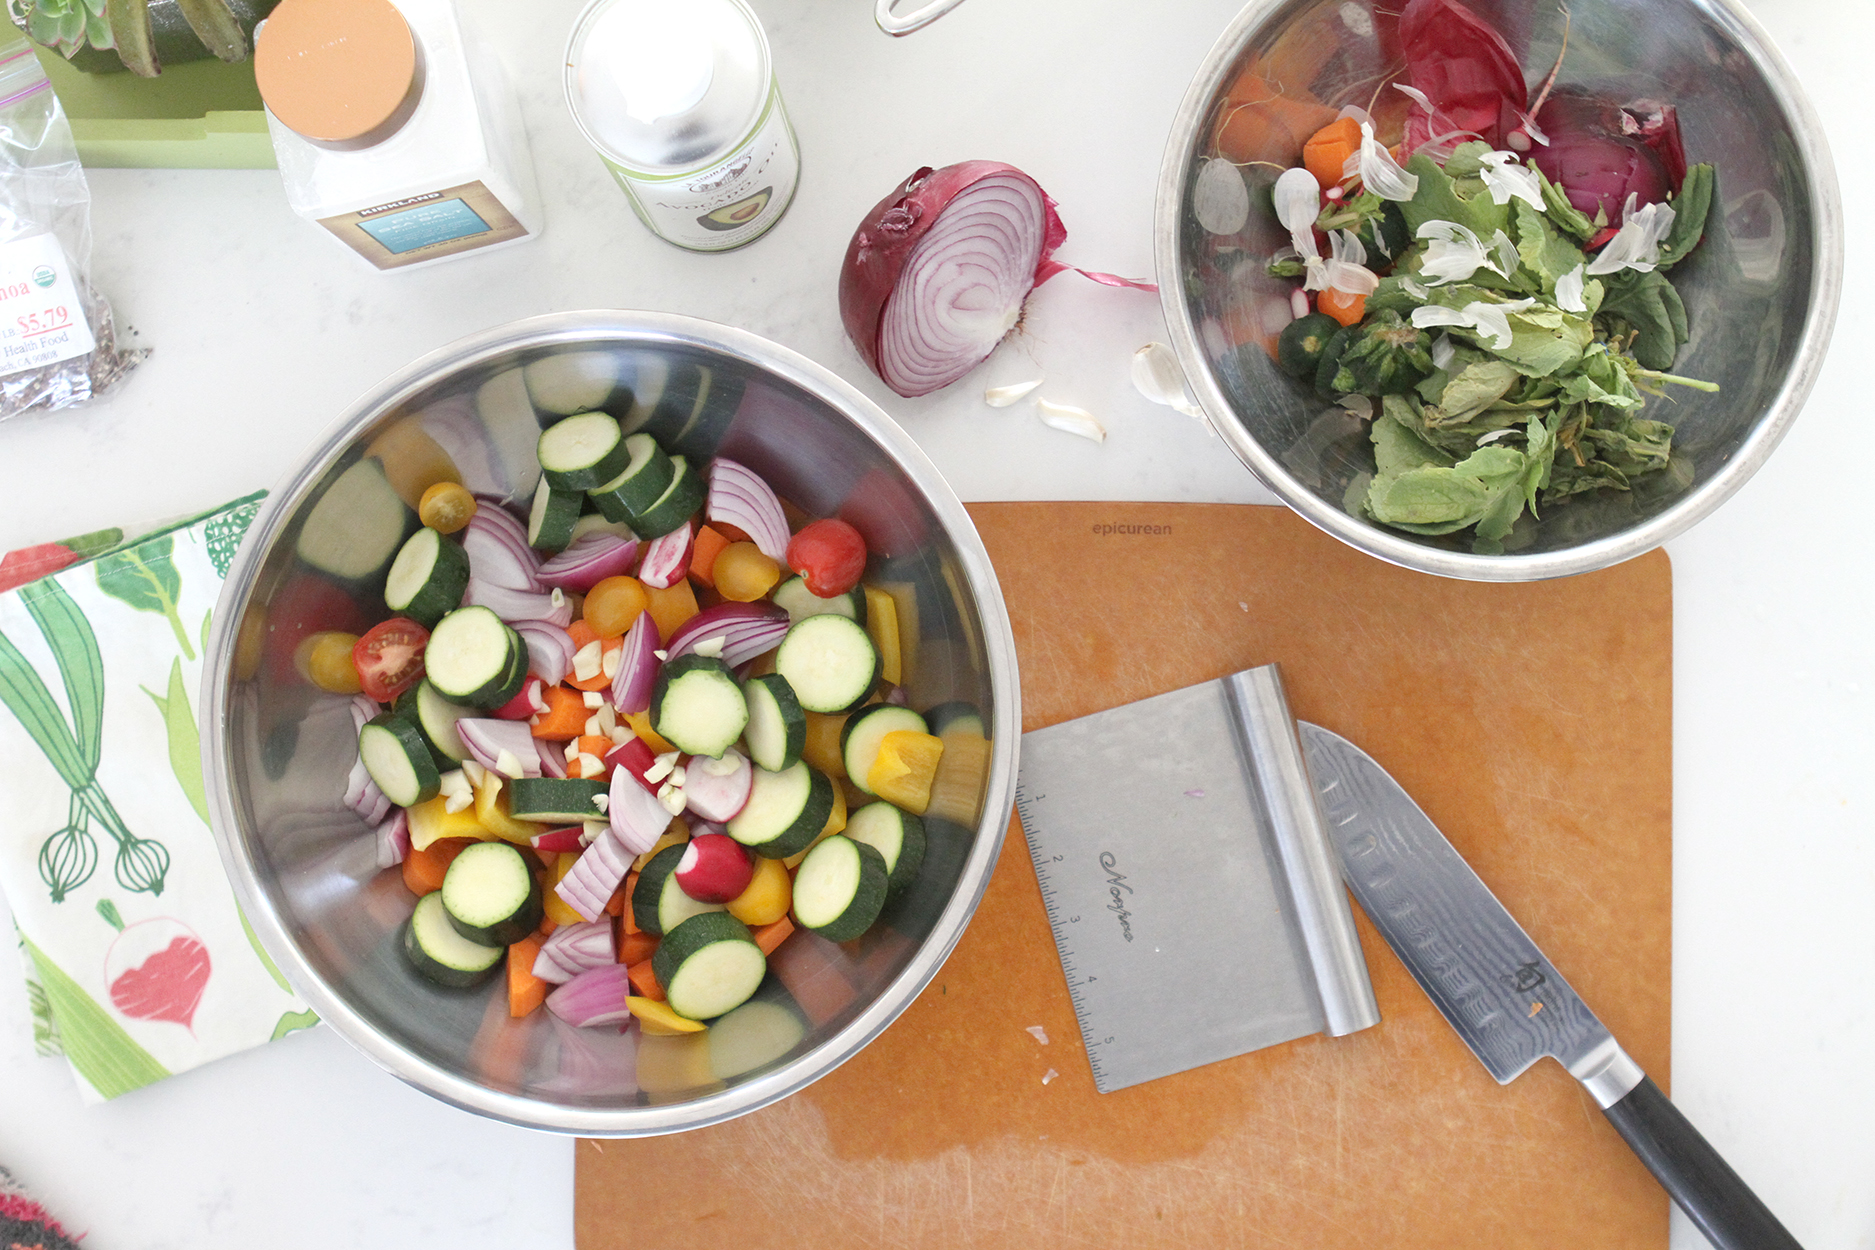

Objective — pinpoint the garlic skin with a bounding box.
[984,378,1043,407]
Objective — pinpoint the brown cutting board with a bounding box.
[577,502,1672,1250]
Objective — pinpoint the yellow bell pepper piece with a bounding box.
[801,710,848,779]
[726,855,791,926]
[926,729,991,825]
[631,821,690,873]
[625,708,676,755]
[406,796,489,852]
[629,996,707,1035]
[784,781,846,869]
[862,586,901,686]
[543,851,585,926]
[867,730,945,815]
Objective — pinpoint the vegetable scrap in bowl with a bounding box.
[1209,0,1719,555]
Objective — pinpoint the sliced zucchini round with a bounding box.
[774,614,880,714]
[632,842,726,935]
[924,701,985,739]
[426,607,524,707]
[653,911,766,1021]
[359,713,441,808]
[631,453,704,539]
[725,760,834,859]
[384,526,469,627]
[537,411,631,490]
[407,680,475,763]
[586,433,675,526]
[441,841,544,946]
[771,575,866,626]
[404,891,504,988]
[507,777,611,823]
[527,476,584,551]
[524,350,624,419]
[296,458,414,587]
[568,512,637,544]
[791,835,889,942]
[844,801,926,894]
[651,655,748,759]
[741,673,805,772]
[840,704,929,797]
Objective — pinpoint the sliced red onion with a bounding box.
[349,695,382,732]
[532,825,590,854]
[554,825,633,923]
[610,610,661,714]
[609,761,674,856]
[463,507,542,593]
[604,736,659,793]
[375,808,410,868]
[545,963,633,1028]
[667,602,790,668]
[532,919,617,984]
[540,738,569,779]
[636,523,692,590]
[537,533,640,593]
[345,754,391,826]
[456,719,543,778]
[683,749,752,823]
[514,622,575,687]
[884,685,909,707]
[465,578,573,627]
[706,459,790,561]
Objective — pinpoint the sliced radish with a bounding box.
[604,736,658,793]
[493,676,546,721]
[682,748,753,823]
[531,825,588,854]
[637,522,693,590]
[674,833,754,904]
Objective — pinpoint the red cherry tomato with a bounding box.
[352,617,429,703]
[785,519,868,598]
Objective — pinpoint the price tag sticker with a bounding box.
[0,232,95,378]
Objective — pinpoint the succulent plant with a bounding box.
[11,0,256,76]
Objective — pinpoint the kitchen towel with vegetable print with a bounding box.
[0,493,317,1104]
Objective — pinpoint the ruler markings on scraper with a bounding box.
[1015,781,1119,1089]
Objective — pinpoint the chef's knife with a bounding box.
[1297,722,1803,1250]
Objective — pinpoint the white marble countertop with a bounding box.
[0,0,1867,1245]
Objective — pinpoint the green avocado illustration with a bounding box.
[698,188,772,232]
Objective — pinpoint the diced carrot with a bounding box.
[752,915,794,955]
[401,837,471,896]
[619,929,660,965]
[626,959,666,1002]
[643,578,700,641]
[1319,286,1367,327]
[711,521,752,545]
[688,524,733,588]
[1302,115,1362,188]
[621,870,642,934]
[569,734,614,779]
[535,912,559,937]
[1215,67,1336,167]
[508,934,548,1018]
[604,878,626,917]
[530,684,590,740]
[566,619,599,650]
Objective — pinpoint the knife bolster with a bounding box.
[1569,1038,1645,1108]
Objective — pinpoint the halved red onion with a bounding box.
[375,808,409,868]
[683,749,752,822]
[463,507,542,592]
[555,826,633,922]
[706,459,790,561]
[610,761,674,855]
[667,602,790,668]
[465,578,573,627]
[610,610,661,714]
[532,919,617,984]
[514,622,575,687]
[545,964,633,1029]
[538,533,640,593]
[455,719,543,778]
[531,825,589,854]
[637,523,693,590]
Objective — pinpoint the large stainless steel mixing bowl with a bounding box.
[200,312,1019,1135]
[1156,0,1841,580]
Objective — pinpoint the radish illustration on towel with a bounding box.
[97,899,211,1033]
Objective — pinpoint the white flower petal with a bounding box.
[1324,258,1380,295]
[1554,263,1587,312]
[1273,167,1323,258]
[1357,121,1419,201]
[1416,219,1492,285]
[1410,300,1530,351]
[1303,255,1330,292]
[1478,151,1546,209]
[1431,333,1456,369]
[1331,228,1367,268]
[1193,157,1251,235]
[1394,83,1436,112]
[1401,277,1430,300]
[984,379,1041,407]
[1490,229,1520,279]
[1036,399,1106,443]
[1411,305,1474,332]
[1586,200,1677,276]
[1477,427,1519,446]
[1462,303,1516,349]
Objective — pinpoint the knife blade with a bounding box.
[1297,721,1803,1250]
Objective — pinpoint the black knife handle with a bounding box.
[1602,1076,1803,1250]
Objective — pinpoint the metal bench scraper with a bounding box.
[1014,663,1379,1093]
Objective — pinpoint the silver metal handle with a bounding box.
[874,0,967,36]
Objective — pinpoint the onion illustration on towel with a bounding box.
[97,899,211,1033]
